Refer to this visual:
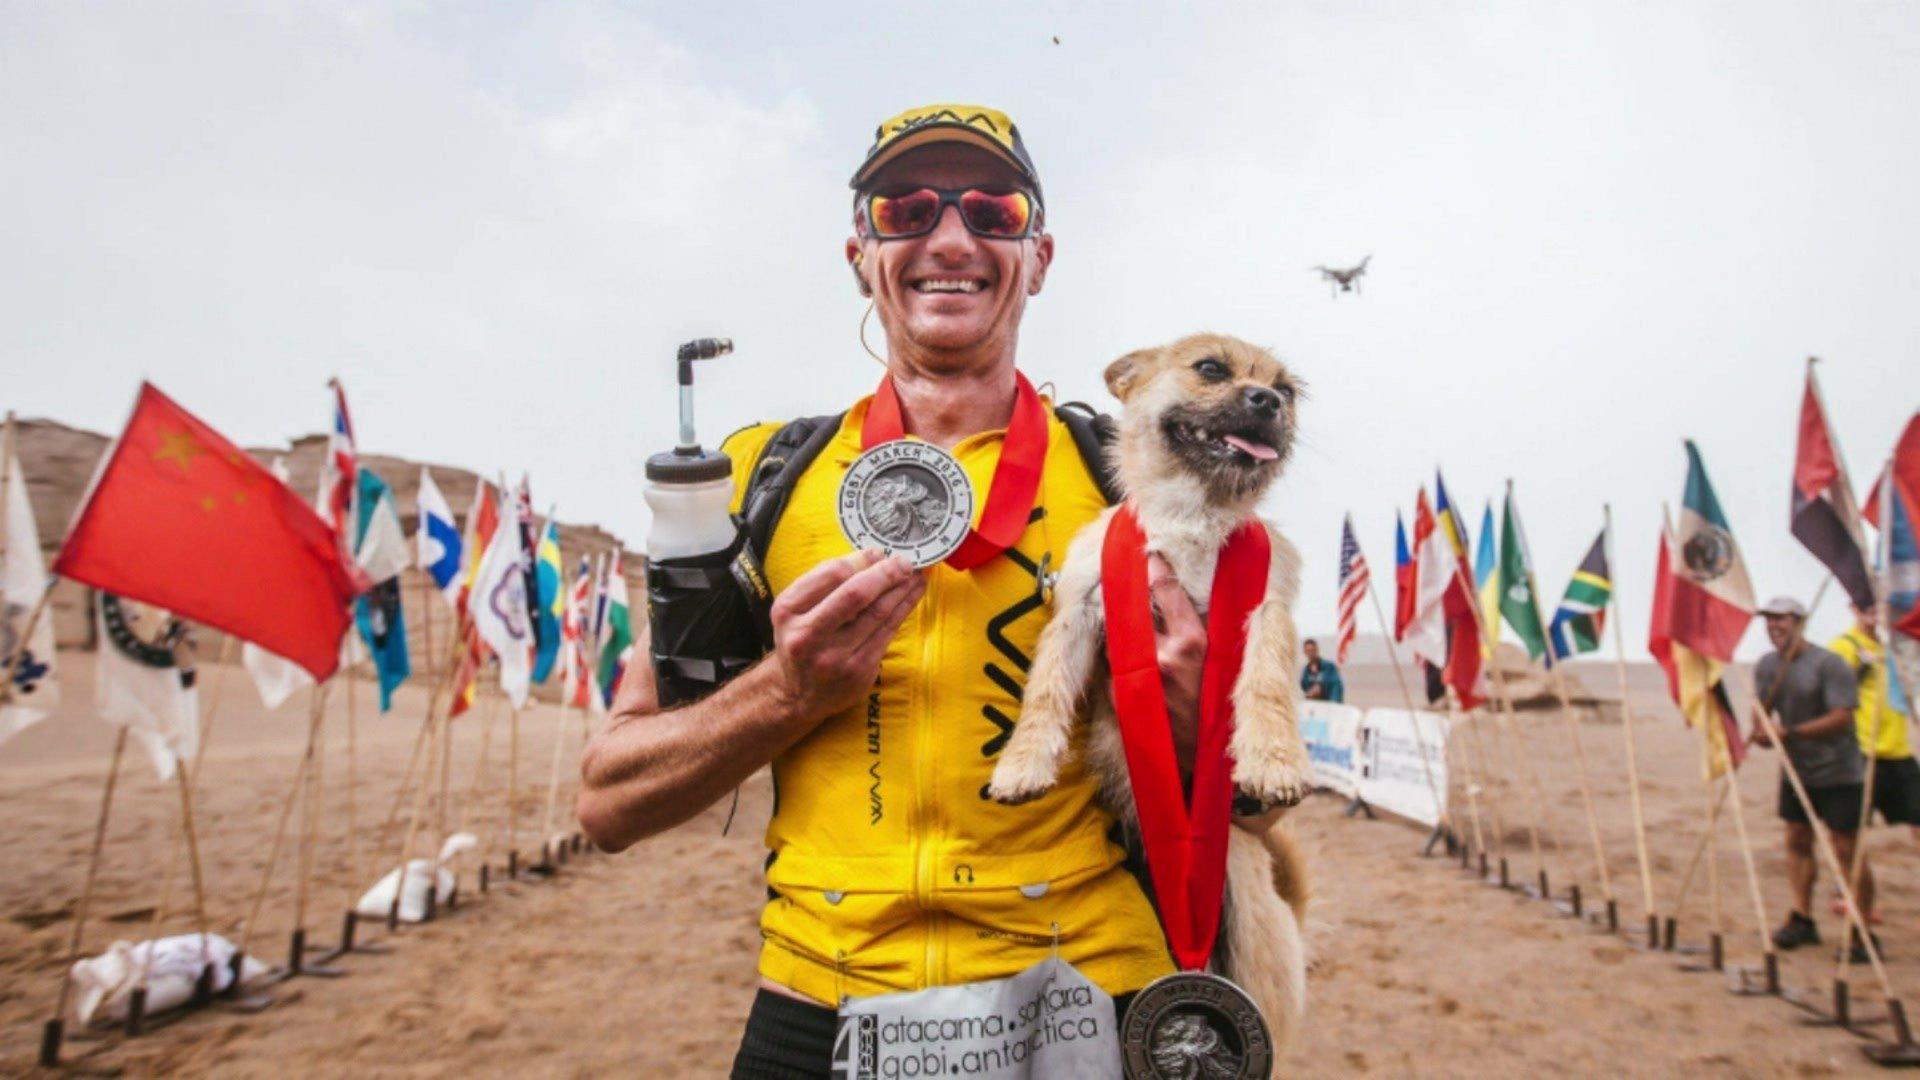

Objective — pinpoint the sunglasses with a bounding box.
[857,186,1039,241]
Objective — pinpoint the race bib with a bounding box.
[830,956,1121,1079]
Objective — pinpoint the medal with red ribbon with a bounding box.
[859,371,1049,571]
[1101,501,1270,971]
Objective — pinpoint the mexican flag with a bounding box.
[1498,485,1551,663]
[1671,441,1755,662]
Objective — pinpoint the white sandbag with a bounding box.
[69,932,266,1027]
[353,832,475,923]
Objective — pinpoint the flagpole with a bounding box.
[374,629,464,927]
[1602,505,1660,945]
[0,412,16,574]
[1837,457,1899,990]
[1363,575,1457,852]
[460,690,501,892]
[346,655,361,893]
[506,704,521,879]
[1752,704,1899,998]
[1446,523,1556,897]
[539,700,570,868]
[419,566,435,683]
[291,680,330,971]
[38,728,129,1067]
[1518,502,1615,916]
[1665,780,1728,947]
[235,683,326,965]
[1689,695,1727,969]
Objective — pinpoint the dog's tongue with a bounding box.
[1222,433,1279,461]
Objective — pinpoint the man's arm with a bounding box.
[577,549,926,851]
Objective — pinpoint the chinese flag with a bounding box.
[54,383,363,681]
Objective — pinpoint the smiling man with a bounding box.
[577,104,1211,1078]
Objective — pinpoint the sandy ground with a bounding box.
[2,653,1916,1077]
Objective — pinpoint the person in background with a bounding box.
[1300,638,1344,703]
[1748,596,1874,961]
[1831,602,1920,851]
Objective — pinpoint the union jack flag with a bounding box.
[561,555,594,709]
[1336,514,1371,665]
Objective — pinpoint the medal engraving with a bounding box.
[1122,971,1272,1079]
[838,441,974,568]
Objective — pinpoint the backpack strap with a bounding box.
[1053,400,1122,506]
[740,412,847,563]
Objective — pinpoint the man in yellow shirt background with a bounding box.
[1830,601,1920,852]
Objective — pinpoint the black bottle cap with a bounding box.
[646,447,732,484]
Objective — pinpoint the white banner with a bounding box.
[1300,702,1361,797]
[1356,708,1449,827]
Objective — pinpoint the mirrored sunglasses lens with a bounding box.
[869,190,940,236]
[960,190,1031,237]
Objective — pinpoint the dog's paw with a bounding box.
[987,752,1061,806]
[1232,751,1311,810]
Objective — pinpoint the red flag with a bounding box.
[1791,367,1873,608]
[1647,521,1680,702]
[54,383,361,681]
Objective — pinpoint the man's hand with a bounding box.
[1149,553,1205,769]
[1748,704,1778,748]
[769,548,927,726]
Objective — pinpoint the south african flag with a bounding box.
[1549,526,1612,660]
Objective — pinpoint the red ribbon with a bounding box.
[1101,501,1270,971]
[860,371,1050,571]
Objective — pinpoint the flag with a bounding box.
[1474,501,1500,658]
[354,468,411,711]
[1497,486,1551,664]
[596,550,633,709]
[95,595,199,780]
[317,379,359,568]
[1671,441,1756,662]
[415,467,463,606]
[1404,491,1450,667]
[54,384,361,681]
[1432,473,1486,708]
[469,487,532,708]
[1649,514,1745,778]
[514,478,543,681]
[447,477,498,720]
[562,555,594,709]
[1334,515,1369,665]
[531,516,564,684]
[2,450,58,745]
[1791,365,1874,609]
[1549,525,1611,660]
[1866,412,1920,641]
[1392,511,1415,639]
[240,458,316,710]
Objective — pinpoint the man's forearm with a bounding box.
[577,659,809,851]
[1792,708,1856,742]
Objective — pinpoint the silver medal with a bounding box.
[1121,971,1273,1079]
[837,440,974,569]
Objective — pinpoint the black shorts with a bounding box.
[729,987,1141,1078]
[1779,774,1865,833]
[1871,756,1920,827]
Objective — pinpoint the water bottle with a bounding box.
[645,337,736,559]
[645,337,758,707]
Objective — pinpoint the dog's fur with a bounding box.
[986,333,1311,1048]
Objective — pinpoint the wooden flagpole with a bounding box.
[1753,704,1900,997]
[1362,579,1456,846]
[419,569,436,684]
[1666,779,1728,945]
[39,728,129,1066]
[1460,706,1507,880]
[538,701,569,866]
[384,689,443,928]
[234,682,329,965]
[290,680,329,970]
[1603,504,1660,944]
[1690,701,1727,968]
[346,656,361,890]
[1836,457,1899,988]
[505,704,521,878]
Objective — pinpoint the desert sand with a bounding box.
[1,649,1916,1077]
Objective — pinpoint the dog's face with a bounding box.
[1104,334,1300,506]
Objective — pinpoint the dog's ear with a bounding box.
[1104,348,1159,402]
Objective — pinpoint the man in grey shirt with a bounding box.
[1749,596,1869,957]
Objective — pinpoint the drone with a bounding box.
[1311,255,1370,297]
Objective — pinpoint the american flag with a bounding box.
[1336,514,1371,665]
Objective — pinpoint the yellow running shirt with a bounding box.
[1829,626,1913,761]
[719,395,1174,1005]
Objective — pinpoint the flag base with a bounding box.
[40,1017,64,1067]
[1863,1001,1920,1067]
[1680,932,1724,972]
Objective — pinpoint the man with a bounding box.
[577,104,1216,1077]
[1748,596,1871,958]
[1300,638,1344,703]
[1831,602,1920,847]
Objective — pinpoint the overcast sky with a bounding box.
[4,2,1917,660]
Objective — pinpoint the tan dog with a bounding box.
[986,332,1310,1047]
